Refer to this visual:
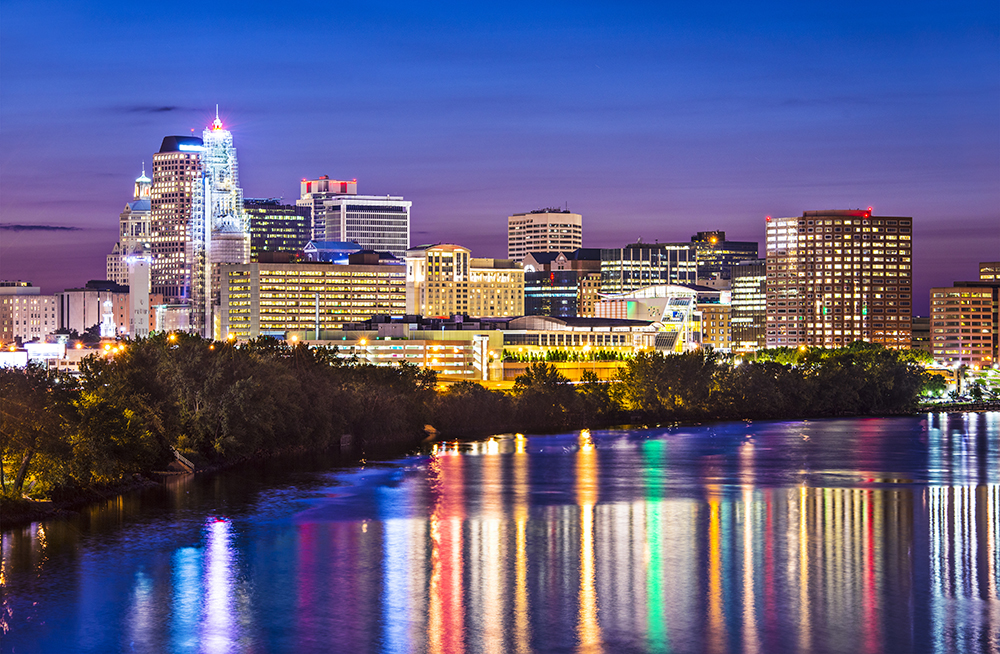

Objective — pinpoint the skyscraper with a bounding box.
[150,135,203,302]
[192,109,250,337]
[765,210,912,349]
[147,109,249,337]
[107,167,152,285]
[507,209,583,262]
[297,176,410,257]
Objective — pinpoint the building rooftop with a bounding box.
[158,136,204,153]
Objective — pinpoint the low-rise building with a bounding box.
[700,303,732,352]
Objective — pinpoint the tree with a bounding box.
[0,365,77,496]
[616,350,721,419]
[513,362,581,432]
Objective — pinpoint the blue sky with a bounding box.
[1,0,997,312]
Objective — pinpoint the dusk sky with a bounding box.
[1,0,997,314]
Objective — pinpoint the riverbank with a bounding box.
[0,433,429,531]
[916,400,1000,413]
[1,475,162,529]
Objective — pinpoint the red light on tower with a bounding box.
[765,216,771,222]
[867,207,873,212]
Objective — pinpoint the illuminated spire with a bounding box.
[135,162,151,184]
[212,104,223,131]
[134,163,151,200]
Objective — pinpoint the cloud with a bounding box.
[0,223,83,232]
[120,105,185,114]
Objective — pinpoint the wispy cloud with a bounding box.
[0,223,83,232]
[119,105,185,114]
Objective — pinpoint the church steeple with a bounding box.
[134,163,152,200]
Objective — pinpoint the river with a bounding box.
[2,413,999,653]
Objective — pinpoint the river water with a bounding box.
[2,413,999,654]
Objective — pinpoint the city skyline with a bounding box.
[1,1,998,316]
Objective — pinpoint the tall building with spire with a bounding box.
[191,108,250,337]
[146,108,249,337]
[107,166,152,285]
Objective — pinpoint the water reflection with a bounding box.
[1,415,999,653]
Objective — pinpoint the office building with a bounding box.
[244,198,312,260]
[522,249,602,317]
[690,231,759,280]
[911,316,931,355]
[700,302,732,352]
[930,287,996,368]
[600,242,697,296]
[296,176,356,239]
[524,269,580,317]
[297,176,410,257]
[107,167,152,285]
[929,262,1000,368]
[730,259,766,353]
[147,109,250,337]
[765,210,913,349]
[57,281,131,337]
[507,209,583,262]
[149,135,203,302]
[405,244,524,318]
[220,259,406,340]
[192,110,251,338]
[0,282,59,344]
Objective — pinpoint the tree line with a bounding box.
[1,336,934,501]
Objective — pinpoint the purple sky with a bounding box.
[1,1,997,314]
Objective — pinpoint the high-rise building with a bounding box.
[731,259,766,353]
[600,242,697,296]
[193,110,250,338]
[0,282,58,344]
[690,231,759,281]
[148,109,250,337]
[220,259,406,340]
[297,176,410,257]
[930,287,996,367]
[507,209,582,262]
[149,135,203,303]
[405,244,524,318]
[107,167,152,285]
[296,176,356,239]
[244,198,312,261]
[929,262,1000,368]
[765,210,913,349]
